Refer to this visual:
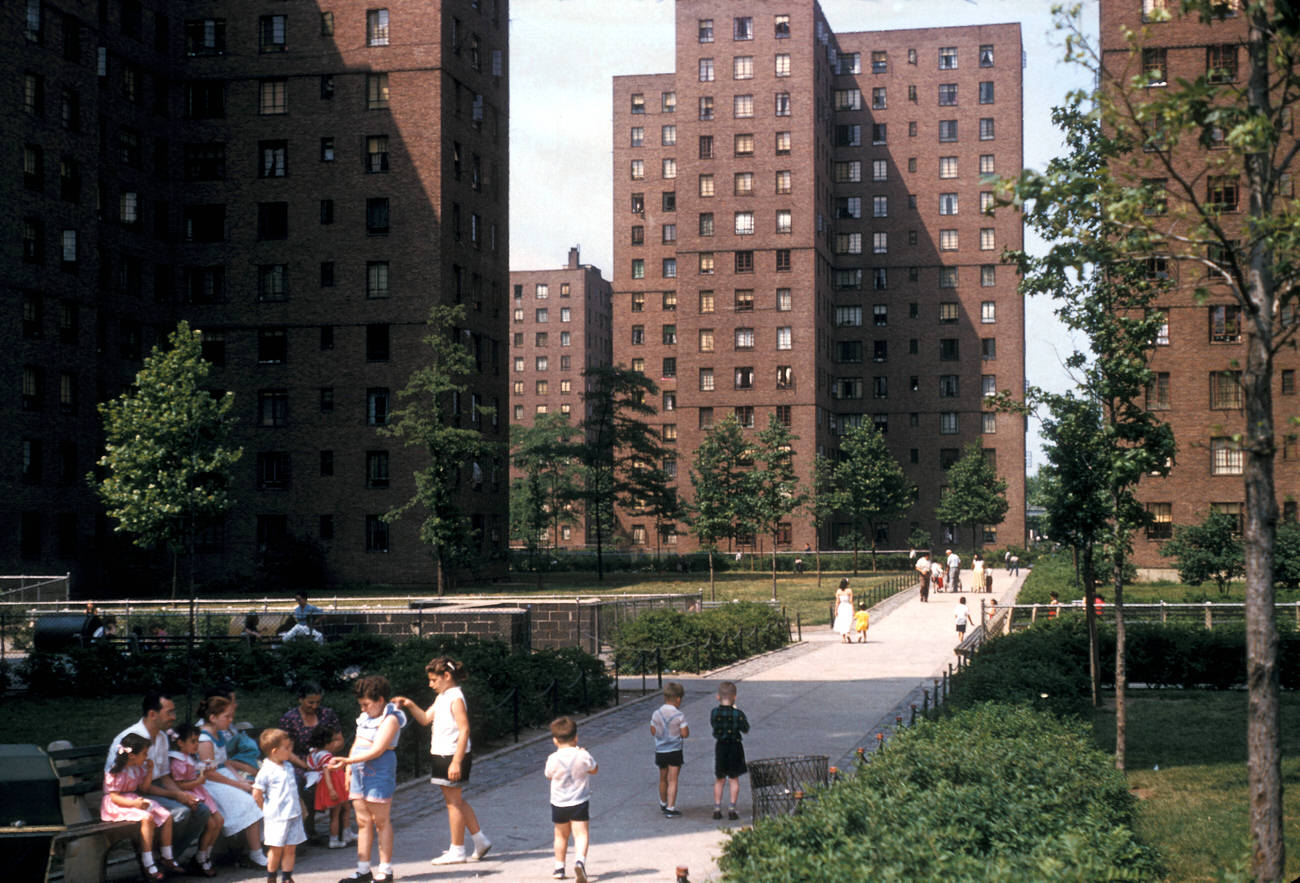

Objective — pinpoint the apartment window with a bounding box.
[1211,437,1243,475]
[699,58,715,82]
[1207,44,1238,82]
[735,289,755,311]
[699,96,714,120]
[734,56,754,79]
[980,44,995,67]
[366,135,390,172]
[663,91,676,112]
[939,156,958,179]
[872,50,888,73]
[699,367,716,391]
[735,251,754,273]
[776,327,792,350]
[699,18,714,42]
[629,127,644,147]
[257,453,291,490]
[734,16,753,40]
[939,229,959,251]
[662,258,677,278]
[871,123,886,143]
[1210,370,1243,409]
[631,292,645,312]
[258,264,288,302]
[982,338,997,361]
[873,341,889,362]
[735,367,754,389]
[259,15,286,52]
[259,141,288,178]
[258,389,289,426]
[1210,304,1242,342]
[873,232,888,254]
[698,174,716,198]
[257,202,288,240]
[774,14,790,38]
[776,211,792,234]
[979,81,995,104]
[364,262,390,299]
[365,388,390,426]
[660,125,677,148]
[775,92,791,116]
[940,339,959,361]
[939,120,958,142]
[835,89,862,111]
[939,302,960,323]
[735,327,755,350]
[630,160,644,180]
[367,9,390,46]
[1208,175,1239,212]
[631,93,645,113]
[699,291,715,313]
[367,198,390,235]
[980,228,996,250]
[773,131,792,157]
[939,46,957,69]
[938,83,957,106]
[734,211,755,235]
[939,192,959,215]
[734,94,754,118]
[1283,369,1296,395]
[836,233,862,255]
[259,79,287,114]
[979,118,995,140]
[940,412,959,434]
[367,73,389,109]
[774,53,792,78]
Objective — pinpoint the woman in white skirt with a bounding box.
[197,695,266,867]
[833,579,855,643]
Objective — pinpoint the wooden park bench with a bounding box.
[45,741,141,883]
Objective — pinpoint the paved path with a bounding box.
[151,572,1023,883]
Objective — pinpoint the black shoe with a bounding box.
[339,874,373,883]
[712,809,722,820]
[728,809,740,821]
[662,807,682,817]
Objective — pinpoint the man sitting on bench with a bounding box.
[105,693,212,869]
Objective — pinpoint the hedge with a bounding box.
[608,601,789,673]
[720,703,1161,882]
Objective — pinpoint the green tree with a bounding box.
[572,366,666,581]
[805,455,838,586]
[1161,510,1247,595]
[385,304,497,595]
[827,424,916,573]
[1274,519,1300,589]
[93,321,242,598]
[742,416,807,601]
[933,442,1008,556]
[509,413,582,586]
[1044,5,1300,869]
[687,417,751,600]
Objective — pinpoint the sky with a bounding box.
[507,0,1101,472]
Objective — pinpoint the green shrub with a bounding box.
[720,703,1160,882]
[609,602,789,673]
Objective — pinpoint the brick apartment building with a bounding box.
[1099,0,1299,571]
[4,0,509,593]
[508,247,613,547]
[611,1,1026,554]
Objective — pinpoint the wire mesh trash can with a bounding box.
[748,755,829,823]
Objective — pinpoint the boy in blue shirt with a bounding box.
[650,682,689,817]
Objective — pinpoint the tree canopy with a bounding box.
[933,442,1008,554]
[825,423,916,572]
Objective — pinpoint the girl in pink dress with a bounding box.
[168,723,225,877]
[101,733,180,880]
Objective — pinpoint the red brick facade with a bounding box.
[611,2,1026,554]
[1099,0,1299,571]
[3,0,509,592]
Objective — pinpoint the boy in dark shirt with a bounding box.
[709,681,749,821]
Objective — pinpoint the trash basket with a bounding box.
[0,744,65,881]
[32,614,96,653]
[747,755,829,824]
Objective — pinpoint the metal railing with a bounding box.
[824,573,916,622]
[999,601,1300,632]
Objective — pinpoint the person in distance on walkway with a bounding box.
[650,682,690,817]
[545,716,597,881]
[853,602,870,644]
[710,681,749,822]
[394,657,492,866]
[914,552,932,602]
[954,597,974,644]
[946,549,962,593]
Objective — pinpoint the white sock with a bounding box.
[142,851,156,871]
[160,845,174,860]
[472,830,490,847]
[378,862,393,875]
[357,860,371,874]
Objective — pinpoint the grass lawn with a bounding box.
[1091,691,1300,882]
[481,567,910,628]
[1019,551,1300,605]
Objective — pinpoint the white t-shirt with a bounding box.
[545,745,596,807]
[431,686,471,756]
[105,720,170,780]
[253,759,300,822]
[955,606,972,627]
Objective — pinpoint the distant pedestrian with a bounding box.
[915,553,932,602]
[650,683,689,817]
[545,716,597,882]
[833,579,854,643]
[930,559,945,593]
[954,597,974,642]
[972,554,986,595]
[1004,550,1011,572]
[1009,554,1020,576]
[946,549,962,593]
[710,682,749,822]
[1048,592,1061,619]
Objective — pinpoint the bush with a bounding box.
[720,703,1161,882]
[609,602,789,673]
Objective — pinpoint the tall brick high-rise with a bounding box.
[612,1,1026,554]
[1099,0,1299,571]
[4,0,509,592]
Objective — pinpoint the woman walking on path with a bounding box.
[972,554,986,594]
[395,656,492,866]
[832,579,854,643]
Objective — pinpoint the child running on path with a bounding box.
[395,656,492,865]
[253,728,306,883]
[544,716,597,882]
[710,681,749,821]
[650,682,689,817]
[853,602,870,644]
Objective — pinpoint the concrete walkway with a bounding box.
[200,571,1024,883]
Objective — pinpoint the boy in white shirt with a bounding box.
[544,716,597,882]
[253,728,306,883]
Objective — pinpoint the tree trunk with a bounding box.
[869,533,878,573]
[435,550,446,597]
[1243,12,1284,876]
[815,543,822,587]
[1082,542,1100,708]
[1112,536,1127,772]
[594,512,605,582]
[770,537,778,602]
[708,549,716,602]
[852,541,859,575]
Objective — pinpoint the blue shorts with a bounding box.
[349,752,397,802]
